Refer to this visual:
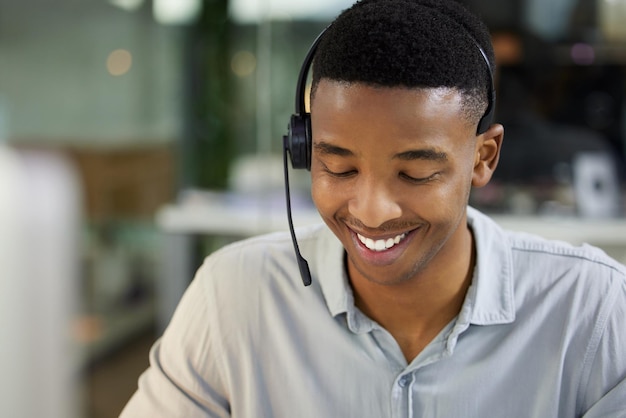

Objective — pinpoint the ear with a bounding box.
[472,123,504,188]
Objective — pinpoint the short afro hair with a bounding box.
[311,0,495,127]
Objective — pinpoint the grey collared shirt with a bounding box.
[121,208,626,418]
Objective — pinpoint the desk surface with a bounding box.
[156,190,626,246]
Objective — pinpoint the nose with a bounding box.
[348,177,402,228]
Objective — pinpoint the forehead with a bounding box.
[310,80,472,145]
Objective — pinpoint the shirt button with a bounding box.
[398,374,413,388]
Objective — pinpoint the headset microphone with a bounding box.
[283,135,312,286]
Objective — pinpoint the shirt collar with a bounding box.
[464,206,516,325]
[314,227,354,317]
[313,207,516,326]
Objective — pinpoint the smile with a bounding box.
[357,232,408,252]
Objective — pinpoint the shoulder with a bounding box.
[194,223,329,295]
[507,228,625,318]
[498,219,626,339]
[469,206,625,279]
[469,207,626,317]
[174,223,329,340]
[505,228,626,280]
[201,223,326,272]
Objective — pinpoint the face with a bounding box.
[310,80,502,287]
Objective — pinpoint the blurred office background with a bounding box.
[1,0,626,417]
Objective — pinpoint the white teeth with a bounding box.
[357,232,407,252]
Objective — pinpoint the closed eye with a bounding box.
[400,172,440,184]
[324,167,357,178]
[318,160,357,178]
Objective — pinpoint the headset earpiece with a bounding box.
[284,113,311,170]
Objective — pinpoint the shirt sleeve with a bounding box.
[119,263,231,418]
[580,274,626,418]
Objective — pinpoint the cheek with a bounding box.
[311,176,338,215]
[447,151,477,194]
[411,172,472,221]
[310,181,323,209]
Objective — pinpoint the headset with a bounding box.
[282,25,496,287]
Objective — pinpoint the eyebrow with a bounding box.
[393,149,448,162]
[314,141,447,161]
[313,141,354,157]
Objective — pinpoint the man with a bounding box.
[121,0,626,416]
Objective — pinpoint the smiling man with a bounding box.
[121,1,626,417]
